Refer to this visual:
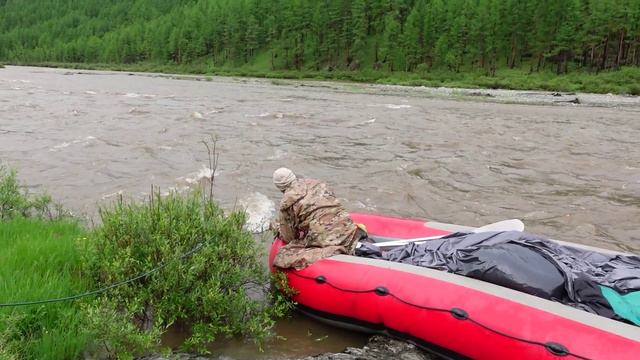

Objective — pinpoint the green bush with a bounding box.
[0,165,59,220]
[627,84,640,96]
[83,190,291,356]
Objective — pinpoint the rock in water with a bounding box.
[136,336,440,360]
[302,336,440,360]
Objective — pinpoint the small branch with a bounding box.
[201,134,219,201]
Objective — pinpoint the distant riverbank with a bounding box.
[5,61,640,96]
[5,65,640,111]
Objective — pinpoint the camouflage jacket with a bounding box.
[274,179,358,269]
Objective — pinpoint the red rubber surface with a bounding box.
[268,213,640,360]
[350,212,450,239]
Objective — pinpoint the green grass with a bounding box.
[0,218,91,360]
[9,60,640,95]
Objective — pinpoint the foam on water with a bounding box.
[128,107,150,114]
[49,136,96,151]
[267,149,287,160]
[162,186,191,196]
[101,190,123,200]
[51,142,71,150]
[206,107,224,114]
[179,166,217,185]
[384,104,412,109]
[245,112,271,118]
[238,192,276,233]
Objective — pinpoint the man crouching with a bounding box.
[271,168,366,270]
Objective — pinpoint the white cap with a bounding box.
[273,168,296,191]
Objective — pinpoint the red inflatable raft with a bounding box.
[268,213,640,360]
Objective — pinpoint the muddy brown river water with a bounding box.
[1,66,639,358]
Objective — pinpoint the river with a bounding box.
[1,65,639,357]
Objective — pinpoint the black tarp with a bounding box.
[356,231,640,323]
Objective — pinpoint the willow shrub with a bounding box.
[83,190,291,357]
[0,165,59,220]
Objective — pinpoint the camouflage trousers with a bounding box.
[273,228,367,270]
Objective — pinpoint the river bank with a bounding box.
[0,179,344,360]
[4,64,640,114]
[7,64,640,110]
[139,335,438,360]
[0,165,292,360]
[5,61,640,96]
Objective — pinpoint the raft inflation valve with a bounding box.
[450,308,469,320]
[544,342,569,356]
[315,276,326,284]
[374,286,389,296]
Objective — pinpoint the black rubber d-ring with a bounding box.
[545,342,569,356]
[450,308,469,320]
[374,286,389,296]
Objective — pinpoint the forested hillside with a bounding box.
[1,0,639,88]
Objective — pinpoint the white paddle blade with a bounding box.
[370,219,525,249]
[472,219,524,233]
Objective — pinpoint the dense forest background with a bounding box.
[1,0,639,83]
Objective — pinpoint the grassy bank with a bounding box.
[0,165,92,359]
[0,218,91,360]
[0,162,290,359]
[8,61,640,95]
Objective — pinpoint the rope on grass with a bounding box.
[0,242,205,307]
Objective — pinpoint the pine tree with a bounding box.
[350,0,368,68]
[380,11,401,71]
[245,15,259,63]
[402,0,425,71]
[263,14,277,69]
[423,0,446,69]
[629,0,640,65]
[554,0,581,73]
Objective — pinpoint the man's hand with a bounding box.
[269,219,281,239]
[269,219,280,231]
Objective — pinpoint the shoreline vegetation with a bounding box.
[1,1,639,95]
[0,218,91,360]
[0,161,292,360]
